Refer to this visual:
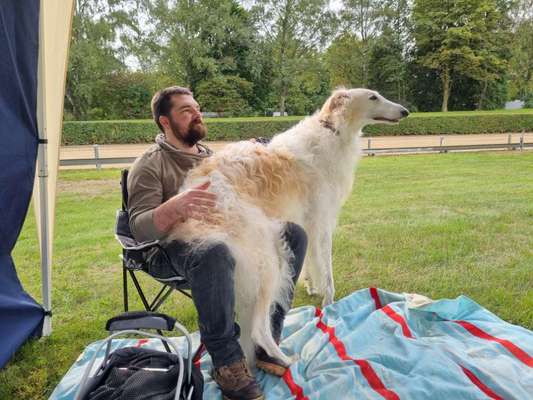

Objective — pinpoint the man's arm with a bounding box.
[128,160,216,242]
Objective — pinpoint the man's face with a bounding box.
[163,94,207,146]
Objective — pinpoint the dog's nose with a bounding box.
[401,108,409,117]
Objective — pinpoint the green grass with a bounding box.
[1,151,533,399]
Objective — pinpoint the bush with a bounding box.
[363,111,533,135]
[62,110,533,145]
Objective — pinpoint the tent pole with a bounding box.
[37,1,51,336]
[38,139,52,336]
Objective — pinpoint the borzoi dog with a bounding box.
[167,88,409,367]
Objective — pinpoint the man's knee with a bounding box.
[284,222,308,255]
[190,242,235,276]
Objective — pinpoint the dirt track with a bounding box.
[59,133,533,169]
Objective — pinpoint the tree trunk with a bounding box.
[477,80,488,110]
[441,68,451,112]
[279,86,287,116]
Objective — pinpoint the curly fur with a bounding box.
[166,88,409,367]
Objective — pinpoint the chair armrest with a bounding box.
[106,311,176,332]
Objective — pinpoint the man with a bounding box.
[127,86,307,400]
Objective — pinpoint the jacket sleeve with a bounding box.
[127,158,166,242]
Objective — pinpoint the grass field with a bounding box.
[1,151,533,399]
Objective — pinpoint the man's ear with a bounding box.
[159,115,170,131]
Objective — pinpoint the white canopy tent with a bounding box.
[33,0,75,336]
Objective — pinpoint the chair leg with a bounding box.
[149,284,170,311]
[123,265,129,312]
[129,270,151,311]
[151,286,175,312]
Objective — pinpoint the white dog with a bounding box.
[167,88,409,366]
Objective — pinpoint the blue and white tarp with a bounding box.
[50,288,533,399]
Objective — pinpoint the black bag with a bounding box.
[85,347,203,400]
[75,312,203,400]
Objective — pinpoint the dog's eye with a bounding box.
[369,95,378,101]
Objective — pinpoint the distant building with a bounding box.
[202,111,220,118]
[273,111,288,117]
[505,100,525,110]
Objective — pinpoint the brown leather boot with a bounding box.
[256,347,290,377]
[213,359,264,400]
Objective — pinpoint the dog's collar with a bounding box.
[319,119,339,135]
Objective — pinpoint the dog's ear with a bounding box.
[328,91,350,113]
[320,90,350,133]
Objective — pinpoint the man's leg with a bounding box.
[147,241,263,400]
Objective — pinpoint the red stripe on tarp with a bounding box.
[283,368,309,400]
[460,365,504,400]
[370,287,383,309]
[135,338,149,348]
[192,343,206,370]
[315,307,400,400]
[382,305,414,338]
[454,320,533,367]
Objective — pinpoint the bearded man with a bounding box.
[127,86,307,400]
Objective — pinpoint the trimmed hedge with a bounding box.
[62,111,533,145]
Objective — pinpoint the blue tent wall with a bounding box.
[0,0,44,368]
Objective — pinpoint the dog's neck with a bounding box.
[319,119,339,135]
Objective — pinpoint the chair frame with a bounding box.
[118,169,192,314]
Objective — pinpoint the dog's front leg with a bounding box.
[305,227,335,306]
[318,232,335,307]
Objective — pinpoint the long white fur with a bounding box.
[166,88,408,367]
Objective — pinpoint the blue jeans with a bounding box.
[146,222,307,368]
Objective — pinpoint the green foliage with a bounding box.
[508,1,533,102]
[196,75,254,116]
[61,110,533,145]
[412,0,510,111]
[325,33,369,88]
[65,0,126,119]
[61,118,299,144]
[250,0,338,114]
[363,111,533,135]
[63,0,531,119]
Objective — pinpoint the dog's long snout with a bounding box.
[400,108,409,118]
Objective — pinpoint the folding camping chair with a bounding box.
[115,169,192,314]
[115,169,209,359]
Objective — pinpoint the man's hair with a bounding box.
[151,86,193,132]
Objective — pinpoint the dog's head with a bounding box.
[320,88,409,133]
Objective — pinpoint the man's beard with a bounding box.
[170,118,207,147]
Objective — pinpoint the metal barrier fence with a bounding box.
[59,134,532,168]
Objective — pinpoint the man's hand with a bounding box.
[173,181,217,222]
[153,181,217,233]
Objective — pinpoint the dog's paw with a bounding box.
[321,293,334,307]
[303,278,320,296]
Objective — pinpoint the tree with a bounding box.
[196,75,253,116]
[412,0,509,112]
[146,0,258,91]
[250,0,337,114]
[325,33,369,88]
[65,0,126,119]
[334,0,383,88]
[508,0,533,104]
